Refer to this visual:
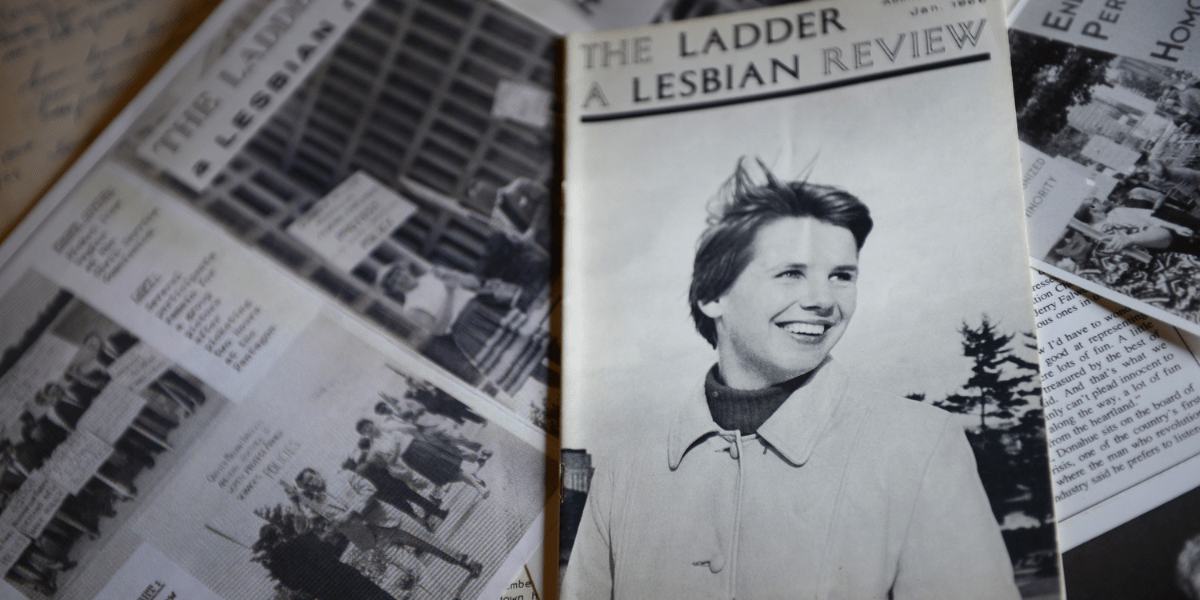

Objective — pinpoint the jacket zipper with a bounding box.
[730,433,744,600]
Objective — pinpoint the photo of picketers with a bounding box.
[247,363,538,600]
[0,271,226,597]
[115,0,557,430]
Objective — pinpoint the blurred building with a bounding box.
[1110,56,1176,90]
[1153,128,1200,172]
[561,449,595,494]
[1067,85,1171,155]
[560,449,594,571]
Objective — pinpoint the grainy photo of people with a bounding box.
[1059,481,1200,600]
[1012,30,1200,331]
[0,271,227,598]
[561,5,1059,597]
[112,0,556,429]
[120,314,546,600]
[255,367,502,600]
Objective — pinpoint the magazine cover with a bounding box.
[1011,0,1200,336]
[548,0,1023,30]
[560,1,1060,598]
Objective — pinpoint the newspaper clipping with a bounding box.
[0,270,227,597]
[0,1,556,597]
[1010,1,1200,596]
[1012,0,1200,337]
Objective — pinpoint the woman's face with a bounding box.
[1057,232,1093,261]
[382,265,420,293]
[35,383,62,406]
[297,469,326,493]
[1088,198,1112,223]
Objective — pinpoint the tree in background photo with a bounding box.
[913,317,1058,592]
[1010,30,1114,149]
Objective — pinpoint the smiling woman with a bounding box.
[698,216,857,389]
[689,159,867,389]
[560,158,1022,600]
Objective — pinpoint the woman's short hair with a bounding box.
[1178,534,1200,599]
[689,158,873,348]
[355,418,375,435]
[1074,201,1099,225]
[295,467,326,495]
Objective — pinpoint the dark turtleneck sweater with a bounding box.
[704,365,810,435]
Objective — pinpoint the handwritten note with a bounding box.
[0,0,221,238]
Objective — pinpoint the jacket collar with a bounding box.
[667,357,849,469]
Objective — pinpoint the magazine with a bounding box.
[1009,1,1200,596]
[0,0,556,597]
[559,1,1060,598]
[547,0,1023,30]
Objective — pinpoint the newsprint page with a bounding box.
[561,1,1060,599]
[0,0,558,598]
[1010,0,1200,598]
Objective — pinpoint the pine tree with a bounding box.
[939,317,1036,432]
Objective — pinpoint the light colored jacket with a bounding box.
[561,359,1021,600]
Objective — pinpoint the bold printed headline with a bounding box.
[140,0,369,188]
[1037,0,1197,65]
[576,8,991,118]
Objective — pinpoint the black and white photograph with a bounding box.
[112,313,546,600]
[1011,29,1200,334]
[1059,479,1200,600]
[560,2,1059,598]
[0,271,228,598]
[112,0,556,431]
[559,162,1059,599]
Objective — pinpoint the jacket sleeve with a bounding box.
[892,417,1022,600]
[560,465,616,600]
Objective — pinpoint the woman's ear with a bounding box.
[698,297,724,319]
